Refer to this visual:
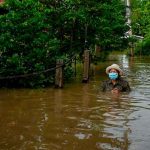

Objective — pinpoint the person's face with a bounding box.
[108,69,119,80]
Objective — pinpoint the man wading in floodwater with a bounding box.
[102,64,131,94]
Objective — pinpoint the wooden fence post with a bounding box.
[55,59,64,88]
[130,42,133,57]
[82,50,90,83]
[129,42,134,57]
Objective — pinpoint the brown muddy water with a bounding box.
[0,54,150,150]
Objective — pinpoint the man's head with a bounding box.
[106,64,123,80]
[106,64,123,75]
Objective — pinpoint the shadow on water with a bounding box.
[0,54,150,150]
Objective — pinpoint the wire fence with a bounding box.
[0,54,77,80]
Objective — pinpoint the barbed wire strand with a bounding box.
[0,54,77,80]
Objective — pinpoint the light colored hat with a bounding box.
[106,64,123,75]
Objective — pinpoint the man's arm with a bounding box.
[123,81,131,92]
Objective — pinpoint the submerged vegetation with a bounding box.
[0,0,130,87]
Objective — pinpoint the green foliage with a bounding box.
[131,0,150,36]
[131,0,150,55]
[0,0,59,87]
[0,0,127,87]
[135,37,150,56]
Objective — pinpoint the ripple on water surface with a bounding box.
[0,55,150,150]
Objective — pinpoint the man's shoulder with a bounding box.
[119,77,129,85]
[102,79,111,84]
[120,77,128,81]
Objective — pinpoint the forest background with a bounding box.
[0,0,149,87]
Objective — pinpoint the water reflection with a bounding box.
[0,54,150,150]
[95,92,131,150]
[54,89,63,118]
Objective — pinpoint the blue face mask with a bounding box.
[108,72,118,80]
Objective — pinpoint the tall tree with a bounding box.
[0,0,128,87]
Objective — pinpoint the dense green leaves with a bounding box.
[0,0,59,87]
[131,0,150,55]
[0,0,127,87]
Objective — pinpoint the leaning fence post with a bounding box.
[82,50,90,83]
[55,59,64,88]
[130,42,134,57]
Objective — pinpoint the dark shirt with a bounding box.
[102,77,131,92]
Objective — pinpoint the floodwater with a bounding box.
[0,54,150,150]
